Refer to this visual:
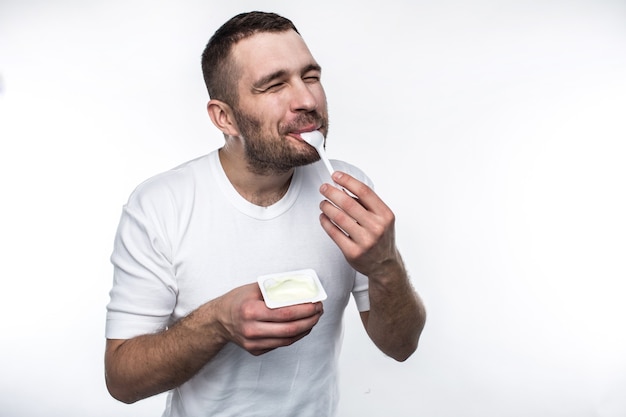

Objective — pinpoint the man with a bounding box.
[105,11,426,417]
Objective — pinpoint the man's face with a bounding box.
[229,30,329,175]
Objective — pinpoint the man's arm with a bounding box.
[357,256,425,361]
[105,283,323,404]
[319,171,426,361]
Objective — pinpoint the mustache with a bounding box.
[280,112,326,134]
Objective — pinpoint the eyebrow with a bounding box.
[251,63,322,91]
[302,63,322,76]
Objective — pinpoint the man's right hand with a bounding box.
[213,283,324,355]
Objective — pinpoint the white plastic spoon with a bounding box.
[300,130,334,178]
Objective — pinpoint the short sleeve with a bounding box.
[105,188,178,339]
[351,272,370,312]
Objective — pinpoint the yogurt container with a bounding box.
[257,269,327,309]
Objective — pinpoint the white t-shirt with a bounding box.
[106,150,371,417]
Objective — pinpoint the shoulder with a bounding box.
[125,153,213,212]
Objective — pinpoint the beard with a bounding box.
[232,107,328,175]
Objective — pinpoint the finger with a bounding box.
[320,213,356,250]
[320,179,391,233]
[258,301,324,323]
[319,183,373,229]
[247,328,315,355]
[246,302,323,334]
[319,198,364,239]
[245,310,322,341]
[330,171,388,213]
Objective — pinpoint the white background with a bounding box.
[1,1,625,416]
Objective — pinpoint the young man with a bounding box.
[105,11,426,417]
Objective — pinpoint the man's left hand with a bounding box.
[319,171,400,280]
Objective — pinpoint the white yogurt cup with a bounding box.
[257,269,327,309]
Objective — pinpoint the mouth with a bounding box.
[288,126,323,142]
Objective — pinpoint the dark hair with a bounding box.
[201,11,300,106]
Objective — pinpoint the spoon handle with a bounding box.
[318,148,335,178]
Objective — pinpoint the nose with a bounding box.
[290,79,319,113]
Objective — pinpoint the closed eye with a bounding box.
[266,82,286,91]
[303,75,320,84]
[252,69,288,93]
[302,63,322,84]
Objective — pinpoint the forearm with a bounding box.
[105,301,227,404]
[317,172,426,360]
[364,255,426,362]
[105,283,324,403]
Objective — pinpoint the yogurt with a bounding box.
[257,269,327,309]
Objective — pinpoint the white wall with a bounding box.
[1,1,625,416]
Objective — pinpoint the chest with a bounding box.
[169,200,356,320]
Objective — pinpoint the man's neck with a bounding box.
[218,146,294,207]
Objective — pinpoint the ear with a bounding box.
[207,99,239,136]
